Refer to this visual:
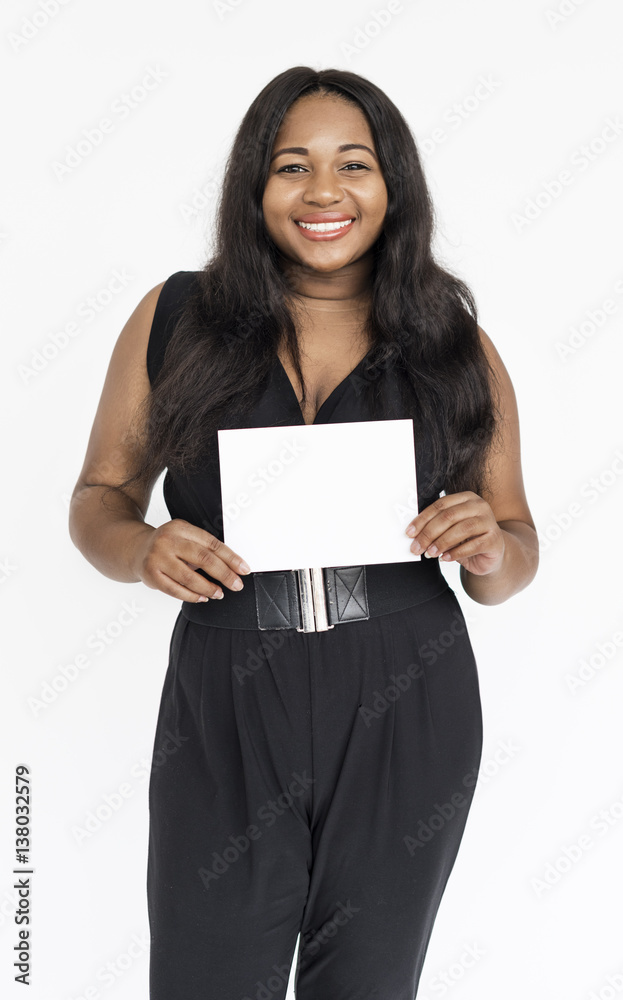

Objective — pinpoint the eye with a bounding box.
[276,162,371,174]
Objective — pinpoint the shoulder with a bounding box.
[475,323,517,409]
[476,323,507,372]
[124,270,199,329]
[474,324,532,519]
[139,271,202,383]
[147,269,202,320]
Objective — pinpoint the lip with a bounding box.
[293,213,357,242]
[294,212,356,223]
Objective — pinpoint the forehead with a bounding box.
[274,94,374,143]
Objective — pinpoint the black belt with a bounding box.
[181,558,450,631]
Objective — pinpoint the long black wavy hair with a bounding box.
[112,65,501,507]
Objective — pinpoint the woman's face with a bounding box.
[262,94,388,275]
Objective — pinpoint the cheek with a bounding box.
[261,195,279,237]
[262,187,289,232]
[359,182,387,217]
[374,184,388,212]
[372,190,388,228]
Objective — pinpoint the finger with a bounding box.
[405,493,478,538]
[174,557,238,598]
[419,521,487,558]
[147,566,225,603]
[439,533,494,563]
[172,520,252,575]
[175,535,251,592]
[145,544,231,600]
[408,501,486,552]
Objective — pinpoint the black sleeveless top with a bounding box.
[146,271,444,544]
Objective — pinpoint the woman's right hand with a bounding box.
[130,519,251,603]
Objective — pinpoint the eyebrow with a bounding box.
[269,143,378,163]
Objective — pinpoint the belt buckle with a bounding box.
[296,568,334,633]
[253,566,368,632]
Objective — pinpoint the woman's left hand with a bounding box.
[405,491,506,577]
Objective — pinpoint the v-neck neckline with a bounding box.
[275,347,375,426]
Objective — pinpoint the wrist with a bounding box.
[459,523,537,605]
[126,522,156,582]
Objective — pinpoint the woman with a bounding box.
[69,66,538,1000]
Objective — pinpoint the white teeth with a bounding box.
[296,218,354,232]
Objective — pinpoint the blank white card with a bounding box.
[217,419,421,572]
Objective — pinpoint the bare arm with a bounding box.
[68,280,250,600]
[405,325,539,606]
[459,519,538,605]
[459,326,538,604]
[68,281,166,582]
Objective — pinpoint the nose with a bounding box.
[301,164,344,206]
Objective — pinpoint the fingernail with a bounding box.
[197,596,209,603]
[238,560,251,574]
[406,525,416,537]
[231,579,244,591]
[214,590,224,599]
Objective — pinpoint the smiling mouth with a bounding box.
[295,217,356,232]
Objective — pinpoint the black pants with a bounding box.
[147,586,483,999]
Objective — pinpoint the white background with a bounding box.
[1,0,622,997]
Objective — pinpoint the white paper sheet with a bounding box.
[217,419,421,572]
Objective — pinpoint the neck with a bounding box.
[279,251,374,312]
